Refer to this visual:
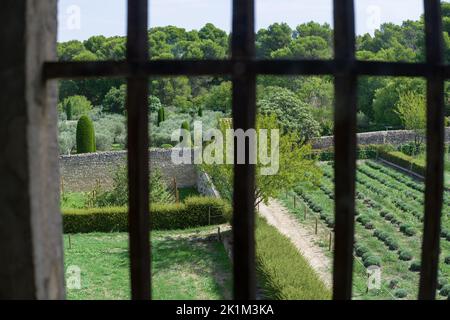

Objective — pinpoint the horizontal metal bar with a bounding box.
[43,60,450,79]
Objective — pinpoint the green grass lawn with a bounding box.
[64,226,232,300]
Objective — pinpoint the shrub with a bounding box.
[157,107,166,126]
[384,213,394,221]
[438,277,448,290]
[198,106,203,117]
[440,284,450,297]
[255,216,331,299]
[400,224,416,236]
[76,115,96,153]
[394,289,408,299]
[355,245,369,257]
[388,279,399,289]
[441,229,449,238]
[363,256,381,267]
[160,143,173,149]
[62,196,229,233]
[94,166,174,207]
[445,256,450,265]
[379,150,425,176]
[409,260,421,272]
[398,250,413,261]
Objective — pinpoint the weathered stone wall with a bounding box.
[312,128,450,149]
[60,149,197,192]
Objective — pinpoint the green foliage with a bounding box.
[379,150,426,176]
[258,86,320,141]
[440,284,450,297]
[62,196,229,233]
[198,106,203,117]
[363,256,381,267]
[59,95,93,120]
[201,81,232,113]
[372,78,425,127]
[76,116,96,154]
[202,115,321,207]
[102,85,126,114]
[445,256,450,265]
[93,166,174,207]
[409,260,421,272]
[255,216,331,299]
[394,289,408,299]
[157,107,166,126]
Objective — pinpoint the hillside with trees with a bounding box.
[57,4,450,154]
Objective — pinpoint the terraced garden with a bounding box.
[280,160,450,300]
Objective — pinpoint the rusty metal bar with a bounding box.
[332,0,357,300]
[126,0,151,300]
[231,0,256,300]
[419,0,445,300]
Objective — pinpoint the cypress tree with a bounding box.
[180,121,191,146]
[157,107,165,127]
[198,106,203,117]
[76,115,96,154]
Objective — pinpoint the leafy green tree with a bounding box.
[373,78,425,127]
[201,115,320,207]
[256,23,293,58]
[202,81,232,113]
[157,107,166,127]
[59,95,93,120]
[76,115,96,154]
[258,86,320,142]
[94,166,174,207]
[395,91,426,150]
[102,85,127,114]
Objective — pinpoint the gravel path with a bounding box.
[258,199,332,288]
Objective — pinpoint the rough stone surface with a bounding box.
[60,149,198,192]
[312,128,450,149]
[0,1,64,299]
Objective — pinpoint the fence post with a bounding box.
[61,177,65,196]
[315,218,318,235]
[208,206,211,225]
[328,232,332,251]
[68,234,72,250]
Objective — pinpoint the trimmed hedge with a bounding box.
[378,150,425,176]
[62,196,230,233]
[255,216,331,300]
[313,144,393,161]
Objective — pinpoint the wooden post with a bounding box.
[304,206,307,220]
[315,218,318,235]
[173,177,179,203]
[218,226,221,242]
[68,235,72,250]
[329,232,333,251]
[208,206,211,225]
[293,195,296,208]
[61,177,65,196]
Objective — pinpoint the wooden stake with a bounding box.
[328,232,332,251]
[208,206,211,225]
[293,195,296,208]
[68,234,72,250]
[304,206,307,219]
[315,218,318,235]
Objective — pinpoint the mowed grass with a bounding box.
[63,227,232,300]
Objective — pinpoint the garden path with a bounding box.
[258,200,332,288]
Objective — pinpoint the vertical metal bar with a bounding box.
[332,0,357,300]
[419,0,445,300]
[231,0,256,300]
[126,0,150,300]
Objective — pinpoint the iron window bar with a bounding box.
[43,0,446,300]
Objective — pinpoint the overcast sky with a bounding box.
[58,0,426,42]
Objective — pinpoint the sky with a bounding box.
[58,0,425,42]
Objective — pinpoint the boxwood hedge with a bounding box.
[62,196,230,233]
